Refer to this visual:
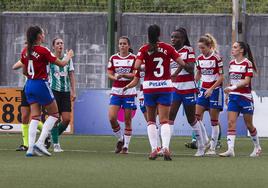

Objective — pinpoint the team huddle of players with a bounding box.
[17,24,261,160]
[107,24,261,160]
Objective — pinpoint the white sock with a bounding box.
[192,121,204,148]
[156,125,162,148]
[199,120,209,144]
[123,135,131,148]
[210,125,219,150]
[161,123,171,149]
[147,124,158,151]
[114,129,123,141]
[227,135,236,150]
[37,116,58,145]
[169,124,174,136]
[250,133,260,148]
[27,119,39,153]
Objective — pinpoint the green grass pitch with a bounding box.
[1,134,268,188]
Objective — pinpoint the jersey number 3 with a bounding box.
[153,57,164,77]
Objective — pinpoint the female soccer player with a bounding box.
[168,27,199,150]
[125,24,204,160]
[50,37,76,152]
[107,36,136,154]
[195,34,224,156]
[130,66,163,155]
[20,25,73,157]
[219,42,261,157]
[12,59,48,151]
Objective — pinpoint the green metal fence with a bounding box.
[0,0,267,13]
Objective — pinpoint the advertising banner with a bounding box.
[74,89,247,136]
[0,88,73,134]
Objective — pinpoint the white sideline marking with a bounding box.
[1,148,267,157]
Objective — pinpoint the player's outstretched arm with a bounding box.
[54,49,74,67]
[175,56,186,67]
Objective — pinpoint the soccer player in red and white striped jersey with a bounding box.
[219,42,261,157]
[107,36,137,154]
[169,28,204,153]
[126,24,188,161]
[195,34,224,156]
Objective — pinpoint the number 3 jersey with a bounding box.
[107,53,137,97]
[136,42,180,94]
[21,46,57,80]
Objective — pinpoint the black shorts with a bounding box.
[52,90,71,114]
[21,88,30,107]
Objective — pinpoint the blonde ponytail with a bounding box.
[199,33,218,52]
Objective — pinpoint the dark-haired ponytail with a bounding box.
[246,43,257,73]
[238,42,257,73]
[26,26,42,58]
[148,24,160,54]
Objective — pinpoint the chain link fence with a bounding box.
[0,0,267,13]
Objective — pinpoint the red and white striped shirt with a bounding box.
[107,53,137,97]
[229,58,254,100]
[136,42,180,94]
[170,45,198,94]
[196,52,223,89]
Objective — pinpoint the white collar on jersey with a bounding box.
[234,58,247,64]
[117,52,132,59]
[202,51,215,59]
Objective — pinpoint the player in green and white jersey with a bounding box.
[49,38,76,152]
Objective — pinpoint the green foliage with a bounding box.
[0,0,267,13]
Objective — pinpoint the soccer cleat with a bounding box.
[34,143,51,156]
[185,141,198,149]
[250,147,262,157]
[53,143,64,153]
[219,149,235,157]
[33,147,43,156]
[194,147,205,157]
[25,149,43,157]
[120,147,128,154]
[25,152,34,157]
[205,149,217,156]
[156,147,163,156]
[148,149,158,160]
[44,135,51,149]
[16,145,28,151]
[163,148,172,161]
[115,140,124,154]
